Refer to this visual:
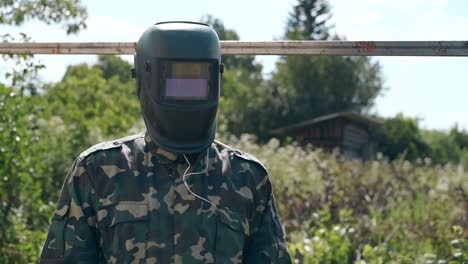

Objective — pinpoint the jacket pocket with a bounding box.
[97,201,148,263]
[215,206,249,263]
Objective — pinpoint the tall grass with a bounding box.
[228,135,467,263]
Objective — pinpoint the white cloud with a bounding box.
[77,15,143,42]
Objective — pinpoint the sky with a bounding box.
[1,0,467,131]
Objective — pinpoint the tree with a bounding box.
[0,84,51,262]
[374,115,468,164]
[201,15,260,73]
[0,0,87,34]
[423,125,468,165]
[0,1,88,261]
[268,0,383,134]
[450,125,468,150]
[1,0,87,87]
[286,0,331,40]
[201,16,264,137]
[0,54,142,261]
[97,55,133,83]
[374,114,430,161]
[41,57,141,191]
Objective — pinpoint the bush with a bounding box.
[228,135,468,263]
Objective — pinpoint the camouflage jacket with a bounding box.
[40,133,291,263]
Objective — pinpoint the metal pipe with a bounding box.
[1,41,468,56]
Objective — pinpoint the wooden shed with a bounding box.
[271,112,380,160]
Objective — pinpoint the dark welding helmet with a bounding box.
[133,21,222,154]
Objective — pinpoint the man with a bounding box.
[40,21,291,263]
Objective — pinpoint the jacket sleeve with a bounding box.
[39,157,101,263]
[243,174,292,264]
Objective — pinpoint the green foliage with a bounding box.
[0,84,53,263]
[1,3,88,260]
[0,56,142,261]
[1,55,467,262]
[97,55,133,83]
[1,33,46,89]
[423,127,468,166]
[375,114,430,161]
[0,0,87,34]
[266,0,383,137]
[40,57,141,197]
[228,135,467,263]
[286,0,331,40]
[201,15,261,73]
[287,209,355,263]
[451,125,468,149]
[270,55,383,129]
[1,0,87,90]
[0,4,466,263]
[204,3,384,140]
[201,16,265,137]
[375,114,468,166]
[449,225,468,263]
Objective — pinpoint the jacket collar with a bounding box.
[144,132,210,169]
[144,132,178,162]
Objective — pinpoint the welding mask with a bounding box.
[133,21,222,153]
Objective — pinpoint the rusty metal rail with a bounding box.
[1,41,468,56]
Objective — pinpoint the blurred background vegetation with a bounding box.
[1,0,467,263]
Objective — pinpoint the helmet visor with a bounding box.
[163,62,211,100]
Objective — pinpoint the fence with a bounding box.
[1,41,468,56]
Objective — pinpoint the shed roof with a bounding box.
[271,112,381,135]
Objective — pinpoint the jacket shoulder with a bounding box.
[78,133,145,160]
[214,140,268,174]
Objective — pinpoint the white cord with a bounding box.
[182,148,219,212]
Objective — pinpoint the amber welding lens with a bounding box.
[164,62,210,100]
[171,63,205,77]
